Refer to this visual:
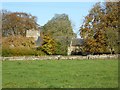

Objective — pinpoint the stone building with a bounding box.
[68,38,84,55]
[26,29,42,47]
[26,29,40,41]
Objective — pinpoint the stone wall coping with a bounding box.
[1,54,119,61]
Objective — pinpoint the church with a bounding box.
[68,38,84,55]
[26,29,42,47]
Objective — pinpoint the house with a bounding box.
[68,38,84,55]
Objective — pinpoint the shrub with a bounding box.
[2,36,46,56]
[2,46,46,56]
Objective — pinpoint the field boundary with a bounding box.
[1,54,119,61]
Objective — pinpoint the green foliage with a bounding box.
[2,46,46,56]
[43,14,76,37]
[54,41,66,55]
[42,14,76,55]
[105,28,118,53]
[104,2,119,54]
[2,47,31,56]
[2,36,46,56]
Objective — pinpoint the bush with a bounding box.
[2,46,46,56]
[2,36,47,56]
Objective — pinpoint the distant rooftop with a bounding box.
[71,38,84,46]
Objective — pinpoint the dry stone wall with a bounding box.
[1,54,118,61]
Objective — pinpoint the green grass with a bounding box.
[2,59,118,88]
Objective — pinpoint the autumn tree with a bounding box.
[80,2,119,54]
[2,10,39,37]
[80,3,106,54]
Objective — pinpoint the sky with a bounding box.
[2,2,97,37]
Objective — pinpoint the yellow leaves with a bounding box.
[40,33,56,55]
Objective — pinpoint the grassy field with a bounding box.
[2,59,118,88]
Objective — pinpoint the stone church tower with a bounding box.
[26,29,42,47]
[26,29,40,41]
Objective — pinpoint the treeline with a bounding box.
[2,2,119,56]
[80,2,119,54]
[2,10,76,56]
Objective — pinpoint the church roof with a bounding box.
[71,38,84,46]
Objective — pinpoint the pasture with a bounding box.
[2,59,118,88]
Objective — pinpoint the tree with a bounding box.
[80,3,106,54]
[104,2,119,54]
[2,10,39,37]
[40,33,56,55]
[42,14,76,55]
[83,38,97,54]
[80,2,119,54]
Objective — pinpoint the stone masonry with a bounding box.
[1,54,119,61]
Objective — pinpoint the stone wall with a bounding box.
[1,54,118,61]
